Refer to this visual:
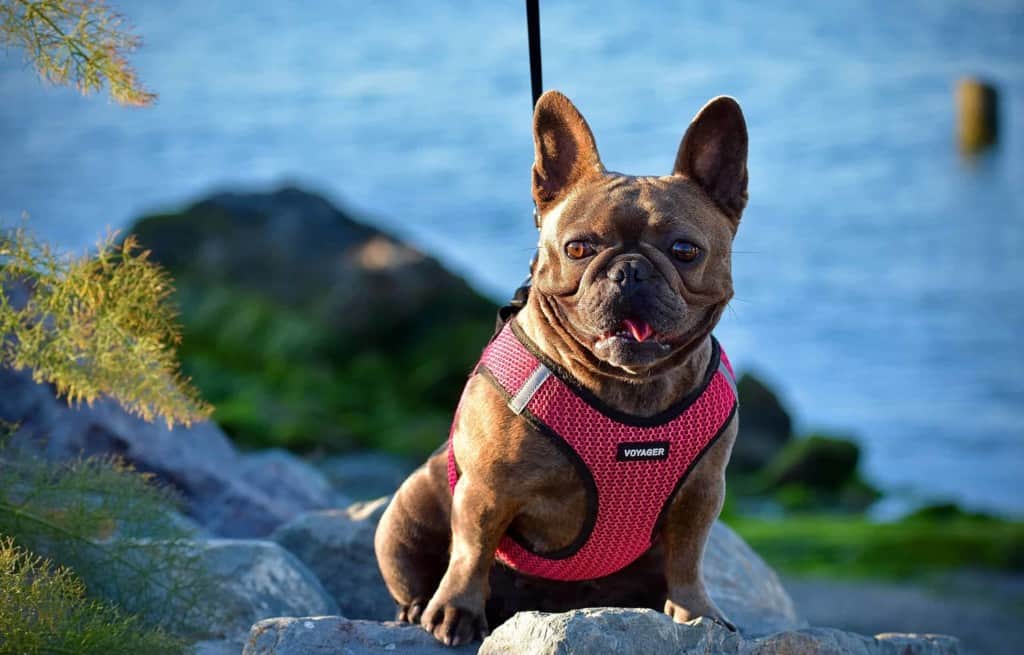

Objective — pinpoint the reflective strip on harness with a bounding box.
[509,363,551,415]
[717,359,737,397]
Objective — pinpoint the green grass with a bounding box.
[728,513,1024,580]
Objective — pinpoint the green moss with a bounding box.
[173,281,492,457]
[749,433,880,513]
[728,513,1024,580]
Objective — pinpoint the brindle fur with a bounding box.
[375,90,749,646]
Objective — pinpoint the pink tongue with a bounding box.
[623,319,654,343]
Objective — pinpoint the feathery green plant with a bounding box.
[0,0,154,106]
[0,537,185,655]
[0,227,211,427]
[0,446,216,634]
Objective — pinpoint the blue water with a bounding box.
[1,1,1022,517]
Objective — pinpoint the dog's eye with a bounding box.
[565,241,596,260]
[671,240,702,263]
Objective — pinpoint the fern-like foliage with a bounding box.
[0,0,154,106]
[0,446,218,634]
[0,227,211,427]
[0,538,186,654]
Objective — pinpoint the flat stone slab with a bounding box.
[243,610,959,655]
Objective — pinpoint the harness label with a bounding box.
[616,441,670,462]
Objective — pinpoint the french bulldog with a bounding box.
[374,90,748,647]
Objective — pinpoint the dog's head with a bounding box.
[529,91,748,374]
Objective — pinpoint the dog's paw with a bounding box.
[420,597,488,647]
[664,598,736,632]
[396,598,427,624]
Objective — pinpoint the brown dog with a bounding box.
[374,90,748,647]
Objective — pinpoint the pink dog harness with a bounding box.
[448,319,737,581]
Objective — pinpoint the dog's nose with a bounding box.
[606,257,653,288]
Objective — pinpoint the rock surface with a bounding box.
[702,521,799,635]
[130,187,491,336]
[245,616,475,655]
[177,539,338,646]
[0,366,336,537]
[239,449,350,510]
[271,496,395,621]
[480,611,737,655]
[244,610,959,655]
[481,609,960,655]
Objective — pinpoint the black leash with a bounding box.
[496,1,544,333]
[526,0,543,108]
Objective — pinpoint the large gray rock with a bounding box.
[479,609,960,655]
[481,611,737,655]
[130,187,494,337]
[0,366,335,537]
[178,539,338,647]
[271,496,394,620]
[703,521,798,635]
[245,616,476,655]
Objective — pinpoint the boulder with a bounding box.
[730,372,793,473]
[244,611,959,655]
[480,611,737,655]
[174,539,338,647]
[702,521,798,635]
[271,496,395,621]
[244,616,475,655]
[269,495,798,634]
[0,367,333,537]
[314,452,417,500]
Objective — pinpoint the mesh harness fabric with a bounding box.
[448,319,738,581]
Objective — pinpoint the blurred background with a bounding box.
[1,1,1023,648]
[2,0,1021,516]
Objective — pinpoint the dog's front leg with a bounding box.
[661,433,735,630]
[420,472,513,646]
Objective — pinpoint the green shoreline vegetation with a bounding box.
[727,510,1024,582]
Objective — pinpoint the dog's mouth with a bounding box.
[593,318,671,354]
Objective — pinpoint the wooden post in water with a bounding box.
[956,77,999,154]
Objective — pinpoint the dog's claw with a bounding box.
[397,599,427,625]
[664,597,735,632]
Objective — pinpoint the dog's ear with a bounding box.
[673,96,748,222]
[532,90,604,213]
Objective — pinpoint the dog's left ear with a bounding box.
[673,96,748,222]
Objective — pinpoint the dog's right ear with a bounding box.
[532,91,604,214]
